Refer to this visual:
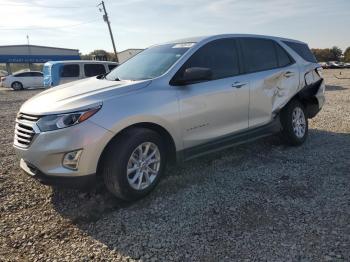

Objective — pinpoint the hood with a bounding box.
[20,77,152,115]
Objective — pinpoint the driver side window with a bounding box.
[176,38,240,81]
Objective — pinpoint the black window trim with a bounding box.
[237,37,296,75]
[170,37,243,86]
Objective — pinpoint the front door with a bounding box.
[175,38,249,149]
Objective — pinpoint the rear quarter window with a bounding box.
[84,64,106,77]
[61,64,80,77]
[282,41,317,63]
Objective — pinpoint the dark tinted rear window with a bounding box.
[241,38,278,73]
[275,44,293,67]
[30,72,43,77]
[84,64,106,77]
[61,64,79,77]
[108,64,117,71]
[181,38,240,80]
[283,41,317,63]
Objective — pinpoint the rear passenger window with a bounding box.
[181,38,240,80]
[61,64,79,77]
[84,64,106,77]
[108,64,117,71]
[241,38,278,73]
[282,41,317,63]
[30,72,43,77]
[275,44,292,67]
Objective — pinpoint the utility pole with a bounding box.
[98,1,119,63]
[26,35,33,70]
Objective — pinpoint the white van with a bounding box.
[43,60,118,87]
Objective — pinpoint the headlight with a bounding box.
[37,106,101,132]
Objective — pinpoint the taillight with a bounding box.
[1,77,6,81]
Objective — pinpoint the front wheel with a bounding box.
[280,100,308,146]
[100,128,167,201]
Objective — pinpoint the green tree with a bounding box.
[344,47,350,62]
[330,46,342,61]
[89,49,113,61]
[311,48,333,62]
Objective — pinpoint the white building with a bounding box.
[0,45,80,73]
[117,49,143,63]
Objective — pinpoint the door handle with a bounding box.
[231,82,247,88]
[284,71,294,78]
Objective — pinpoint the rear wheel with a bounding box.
[11,81,23,90]
[100,128,167,201]
[280,99,308,146]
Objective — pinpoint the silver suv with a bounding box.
[14,34,325,200]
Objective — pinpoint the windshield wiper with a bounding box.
[96,73,107,79]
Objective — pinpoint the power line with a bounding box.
[1,3,96,8]
[0,19,100,31]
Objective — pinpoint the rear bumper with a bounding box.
[20,159,96,188]
[299,78,326,118]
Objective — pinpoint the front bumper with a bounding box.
[14,119,114,185]
[20,159,96,188]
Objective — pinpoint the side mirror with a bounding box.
[172,67,212,86]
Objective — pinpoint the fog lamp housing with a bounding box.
[62,150,83,170]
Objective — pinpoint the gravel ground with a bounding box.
[0,70,349,261]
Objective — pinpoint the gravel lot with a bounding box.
[1,70,349,261]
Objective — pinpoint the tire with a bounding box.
[11,81,23,90]
[100,128,167,201]
[280,99,308,146]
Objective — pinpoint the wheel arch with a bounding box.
[96,122,178,177]
[284,78,323,119]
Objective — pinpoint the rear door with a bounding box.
[239,38,299,128]
[30,72,43,87]
[175,38,250,149]
[15,72,31,88]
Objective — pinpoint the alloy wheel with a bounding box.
[126,142,161,190]
[292,107,306,138]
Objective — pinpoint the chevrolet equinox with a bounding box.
[14,34,325,200]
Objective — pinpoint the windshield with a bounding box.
[105,43,194,81]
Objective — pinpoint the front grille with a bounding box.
[14,113,40,148]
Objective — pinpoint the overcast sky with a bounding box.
[0,0,349,54]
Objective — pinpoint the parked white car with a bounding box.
[2,71,43,90]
